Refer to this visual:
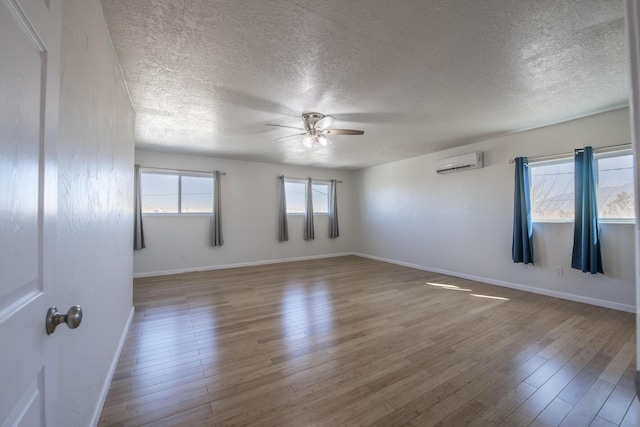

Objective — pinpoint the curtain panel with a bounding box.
[304,177,315,240]
[328,179,339,238]
[278,176,288,242]
[210,170,223,247]
[512,157,533,264]
[133,164,145,250]
[571,146,603,274]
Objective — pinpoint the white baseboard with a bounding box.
[354,253,423,271]
[133,252,355,278]
[90,306,135,427]
[352,253,635,313]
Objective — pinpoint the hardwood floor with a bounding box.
[98,256,637,426]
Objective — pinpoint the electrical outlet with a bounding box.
[555,267,563,277]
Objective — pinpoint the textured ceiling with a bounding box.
[101,0,629,170]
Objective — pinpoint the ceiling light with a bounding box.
[318,135,328,147]
[303,135,314,148]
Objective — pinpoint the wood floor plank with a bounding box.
[559,379,616,427]
[530,397,573,426]
[96,256,636,426]
[597,363,637,424]
[589,416,619,427]
[620,398,638,427]
[599,341,636,386]
[469,382,537,426]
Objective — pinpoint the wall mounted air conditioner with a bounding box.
[435,152,484,174]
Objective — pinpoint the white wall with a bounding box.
[57,0,135,425]
[355,108,635,312]
[134,150,355,276]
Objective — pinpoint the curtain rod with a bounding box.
[139,165,227,175]
[279,175,343,183]
[508,143,632,164]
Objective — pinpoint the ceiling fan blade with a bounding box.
[266,123,305,131]
[321,129,365,135]
[315,115,335,130]
[335,112,420,124]
[276,132,307,142]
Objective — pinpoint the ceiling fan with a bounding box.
[267,112,364,148]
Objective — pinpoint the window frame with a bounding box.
[529,149,635,224]
[529,157,575,224]
[594,149,635,224]
[140,169,214,216]
[284,178,330,216]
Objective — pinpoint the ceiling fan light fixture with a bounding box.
[318,135,328,147]
[303,135,314,148]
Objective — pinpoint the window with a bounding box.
[284,181,306,214]
[531,160,574,220]
[141,172,179,214]
[284,180,329,214]
[312,183,329,213]
[530,151,635,222]
[597,154,635,219]
[181,175,214,213]
[141,170,213,214]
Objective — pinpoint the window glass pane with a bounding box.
[285,181,306,213]
[141,173,178,213]
[312,183,329,213]
[531,161,574,220]
[598,154,635,219]
[181,175,213,213]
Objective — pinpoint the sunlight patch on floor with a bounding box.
[470,294,509,301]
[425,282,472,292]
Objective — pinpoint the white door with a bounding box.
[0,0,62,425]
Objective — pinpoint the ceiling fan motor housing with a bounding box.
[302,112,325,130]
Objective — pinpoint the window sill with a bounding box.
[532,219,573,224]
[286,212,329,216]
[142,213,213,217]
[533,219,635,224]
[601,219,636,224]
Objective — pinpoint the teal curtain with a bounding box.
[571,146,603,274]
[278,176,288,242]
[133,165,145,250]
[328,180,339,238]
[210,170,223,247]
[304,178,315,240]
[512,157,533,264]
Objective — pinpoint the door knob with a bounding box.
[46,305,83,335]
